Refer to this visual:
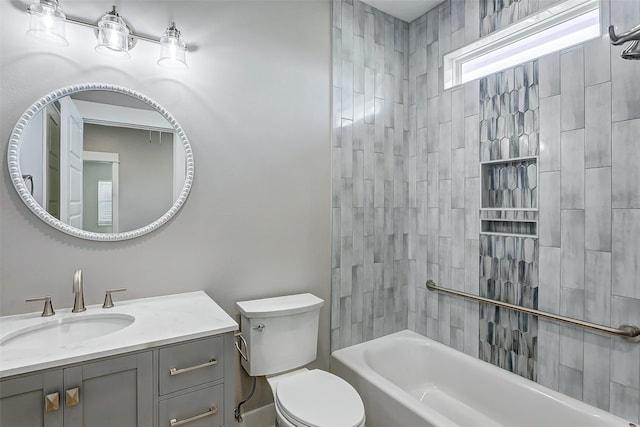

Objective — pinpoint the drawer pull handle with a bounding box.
[45,392,60,412]
[169,359,217,376]
[170,406,217,426]
[65,387,80,408]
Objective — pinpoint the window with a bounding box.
[443,0,600,89]
[97,180,113,226]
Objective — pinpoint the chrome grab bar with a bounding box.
[426,280,640,343]
[169,359,217,376]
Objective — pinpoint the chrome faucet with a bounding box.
[72,269,86,313]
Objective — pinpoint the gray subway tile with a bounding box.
[464,0,480,43]
[583,332,611,411]
[439,180,452,237]
[560,47,585,131]
[452,88,465,149]
[559,365,584,401]
[427,208,439,264]
[560,129,585,209]
[584,250,611,326]
[585,167,612,251]
[612,209,640,299]
[539,95,561,172]
[539,246,561,313]
[538,319,560,390]
[561,210,585,290]
[464,115,480,177]
[438,294,451,345]
[439,122,452,180]
[451,209,465,269]
[427,153,439,207]
[539,172,561,247]
[584,35,611,87]
[452,148,465,208]
[559,287,584,370]
[439,88,452,124]
[610,295,640,389]
[464,239,479,294]
[539,51,560,98]
[464,177,480,240]
[464,80,480,118]
[610,381,640,423]
[612,119,640,208]
[585,82,612,169]
[464,300,479,357]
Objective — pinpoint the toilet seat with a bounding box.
[275,369,365,427]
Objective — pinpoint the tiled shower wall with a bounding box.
[535,1,640,421]
[330,0,410,351]
[332,0,640,421]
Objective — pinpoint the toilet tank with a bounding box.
[236,293,324,376]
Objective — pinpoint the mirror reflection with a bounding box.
[19,91,186,234]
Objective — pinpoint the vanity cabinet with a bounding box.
[0,352,152,427]
[0,292,238,427]
[0,333,235,427]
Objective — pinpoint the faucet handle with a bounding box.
[26,296,55,317]
[102,288,127,309]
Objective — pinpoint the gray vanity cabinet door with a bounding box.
[63,351,153,427]
[0,370,64,427]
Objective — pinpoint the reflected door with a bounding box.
[60,98,84,229]
[44,105,61,219]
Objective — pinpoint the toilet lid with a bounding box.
[276,369,365,427]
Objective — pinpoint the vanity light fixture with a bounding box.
[25,1,188,68]
[95,6,131,59]
[158,22,188,69]
[27,0,69,46]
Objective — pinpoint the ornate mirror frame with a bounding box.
[7,83,194,241]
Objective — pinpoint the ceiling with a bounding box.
[360,0,445,22]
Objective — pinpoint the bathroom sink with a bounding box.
[0,313,135,350]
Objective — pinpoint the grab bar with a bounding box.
[426,280,640,343]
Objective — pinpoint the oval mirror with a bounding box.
[7,84,194,241]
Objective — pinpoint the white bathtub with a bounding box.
[331,330,634,427]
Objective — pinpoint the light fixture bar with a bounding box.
[25,2,188,68]
[27,8,175,46]
[65,16,160,45]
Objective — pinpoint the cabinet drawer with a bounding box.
[159,384,223,427]
[159,337,223,395]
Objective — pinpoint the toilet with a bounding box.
[236,293,365,427]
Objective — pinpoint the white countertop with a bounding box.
[0,291,238,378]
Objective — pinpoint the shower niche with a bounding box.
[480,156,538,238]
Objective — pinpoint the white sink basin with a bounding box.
[0,313,135,350]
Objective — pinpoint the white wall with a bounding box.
[0,0,331,410]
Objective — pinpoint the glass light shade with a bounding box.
[158,24,187,69]
[27,0,68,46]
[95,12,130,59]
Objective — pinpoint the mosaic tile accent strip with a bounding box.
[481,220,536,236]
[480,0,562,37]
[479,61,539,162]
[479,234,538,379]
[480,209,537,221]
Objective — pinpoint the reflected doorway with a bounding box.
[83,151,119,233]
